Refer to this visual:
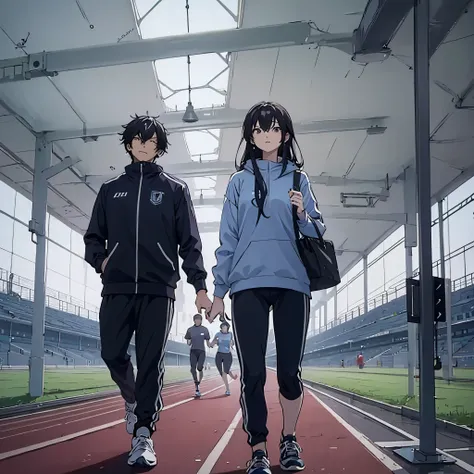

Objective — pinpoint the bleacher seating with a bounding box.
[281,283,474,369]
[0,291,192,367]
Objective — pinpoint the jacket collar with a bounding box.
[125,161,163,178]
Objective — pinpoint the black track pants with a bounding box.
[99,294,174,436]
[190,349,206,383]
[231,288,310,447]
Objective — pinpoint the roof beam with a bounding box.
[0,22,353,84]
[352,0,470,63]
[428,0,472,58]
[45,111,387,142]
[84,163,394,188]
[352,0,414,62]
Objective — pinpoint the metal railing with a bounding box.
[0,270,188,342]
[0,267,100,320]
[336,240,474,325]
[308,270,474,337]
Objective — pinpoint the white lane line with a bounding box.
[0,377,199,423]
[307,390,405,473]
[375,441,418,449]
[197,408,242,474]
[304,383,474,474]
[443,447,474,453]
[0,377,222,436]
[0,396,121,423]
[1,399,123,430]
[0,382,226,461]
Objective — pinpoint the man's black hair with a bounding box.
[220,321,230,329]
[193,313,202,321]
[119,114,170,161]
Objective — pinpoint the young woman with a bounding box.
[210,321,238,395]
[208,102,326,473]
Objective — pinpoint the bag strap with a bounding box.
[292,171,303,244]
[292,170,326,244]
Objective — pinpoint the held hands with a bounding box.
[195,289,212,314]
[207,296,224,324]
[289,189,304,216]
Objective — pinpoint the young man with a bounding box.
[210,321,238,395]
[84,115,211,468]
[185,313,211,397]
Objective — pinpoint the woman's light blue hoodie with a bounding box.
[212,159,326,299]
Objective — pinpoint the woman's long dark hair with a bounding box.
[235,102,304,223]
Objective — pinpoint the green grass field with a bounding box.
[0,366,191,409]
[302,366,474,428]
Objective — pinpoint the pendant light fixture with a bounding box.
[182,0,199,123]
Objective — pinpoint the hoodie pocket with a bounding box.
[228,239,307,284]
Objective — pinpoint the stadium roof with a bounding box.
[0,0,473,278]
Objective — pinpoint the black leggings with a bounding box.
[215,352,232,375]
[231,287,309,447]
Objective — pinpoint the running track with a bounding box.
[0,372,397,473]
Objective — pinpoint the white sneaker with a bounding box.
[125,401,137,435]
[128,427,157,467]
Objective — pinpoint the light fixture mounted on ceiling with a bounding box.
[182,0,199,124]
[366,126,387,135]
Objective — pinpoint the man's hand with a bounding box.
[207,297,224,324]
[195,289,212,314]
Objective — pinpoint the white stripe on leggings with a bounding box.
[230,297,253,444]
[294,294,310,421]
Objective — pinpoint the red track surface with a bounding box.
[0,372,393,474]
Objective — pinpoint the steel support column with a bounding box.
[438,200,453,380]
[28,136,51,397]
[28,138,80,397]
[395,0,452,465]
[413,0,437,458]
[334,289,338,321]
[406,246,417,397]
[404,166,418,398]
[363,256,369,314]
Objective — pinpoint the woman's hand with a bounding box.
[289,190,305,218]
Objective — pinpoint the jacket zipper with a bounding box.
[157,242,176,271]
[267,161,271,200]
[135,163,144,294]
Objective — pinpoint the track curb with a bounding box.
[301,376,474,440]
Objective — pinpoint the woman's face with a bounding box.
[221,326,229,333]
[252,120,286,153]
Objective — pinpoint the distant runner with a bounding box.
[185,313,211,397]
[210,320,238,395]
[357,353,364,369]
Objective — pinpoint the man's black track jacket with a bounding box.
[83,161,207,299]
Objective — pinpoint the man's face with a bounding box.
[127,133,159,162]
[194,318,202,326]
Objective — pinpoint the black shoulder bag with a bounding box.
[292,170,341,291]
